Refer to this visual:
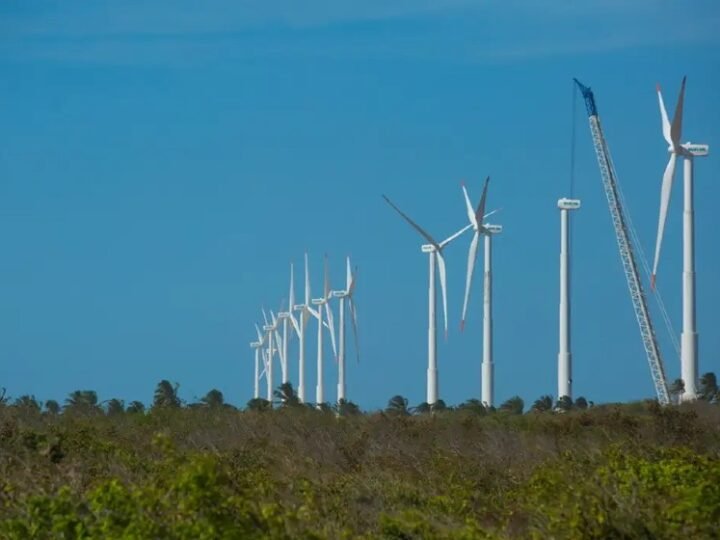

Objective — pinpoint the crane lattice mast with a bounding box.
[574,79,671,405]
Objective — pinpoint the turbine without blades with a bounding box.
[383,194,471,405]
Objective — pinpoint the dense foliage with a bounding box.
[0,381,719,539]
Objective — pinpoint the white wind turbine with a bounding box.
[250,324,265,400]
[311,255,337,407]
[261,309,275,401]
[331,257,359,405]
[383,195,471,405]
[458,178,502,408]
[652,76,709,401]
[289,254,318,403]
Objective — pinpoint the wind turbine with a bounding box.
[557,198,581,402]
[250,324,265,400]
[383,195,471,405]
[457,178,502,408]
[331,257,359,405]
[290,254,317,403]
[652,76,709,401]
[311,255,337,407]
[261,309,275,402]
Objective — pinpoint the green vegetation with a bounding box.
[0,380,719,539]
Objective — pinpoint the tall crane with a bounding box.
[574,79,671,405]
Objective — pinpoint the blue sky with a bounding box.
[1,1,719,409]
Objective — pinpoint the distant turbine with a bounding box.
[289,254,318,403]
[383,194,471,405]
[331,256,359,405]
[458,177,501,407]
[311,255,337,407]
[653,77,709,401]
[261,308,275,402]
[250,323,265,400]
[557,198,581,402]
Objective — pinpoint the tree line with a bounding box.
[2,371,718,416]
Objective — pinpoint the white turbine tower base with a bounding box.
[653,77,709,402]
[481,224,502,407]
[557,198,581,401]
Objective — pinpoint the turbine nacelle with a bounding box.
[250,341,262,348]
[421,244,437,253]
[277,312,291,319]
[293,304,306,311]
[311,298,325,306]
[557,198,581,210]
[262,325,273,332]
[484,223,503,234]
[681,142,709,157]
[331,290,347,298]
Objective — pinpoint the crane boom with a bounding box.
[574,78,671,405]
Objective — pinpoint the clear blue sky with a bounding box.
[1,1,719,409]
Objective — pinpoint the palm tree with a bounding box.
[246,397,271,412]
[669,378,685,404]
[531,395,553,413]
[457,399,487,415]
[273,383,300,408]
[105,399,125,416]
[385,395,410,416]
[14,395,41,412]
[412,402,431,415]
[499,396,524,415]
[574,396,589,410]
[44,399,61,415]
[64,390,100,413]
[431,399,448,413]
[336,399,361,416]
[153,380,181,409]
[126,401,146,414]
[699,372,718,401]
[555,395,573,412]
[200,389,225,408]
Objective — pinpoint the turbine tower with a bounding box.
[311,255,337,407]
[652,77,709,401]
[331,257,359,405]
[557,198,581,401]
[383,195,471,405]
[459,178,501,408]
[250,325,265,400]
[261,309,275,402]
[290,254,317,403]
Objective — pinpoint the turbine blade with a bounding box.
[436,252,449,340]
[671,76,686,145]
[289,263,296,311]
[323,254,331,300]
[483,207,501,220]
[348,298,360,363]
[657,84,673,146]
[289,312,300,336]
[652,153,677,288]
[382,195,440,249]
[255,323,264,342]
[346,256,353,292]
[307,305,320,321]
[439,223,473,248]
[460,232,480,331]
[325,302,337,359]
[304,252,311,305]
[474,176,490,226]
[261,308,269,326]
[462,183,478,228]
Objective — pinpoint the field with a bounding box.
[1,387,719,539]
